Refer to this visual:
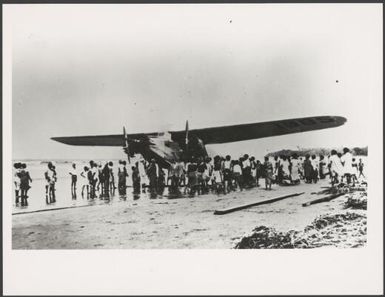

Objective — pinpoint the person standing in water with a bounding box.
[132,163,141,195]
[80,166,90,197]
[44,162,56,204]
[118,160,129,196]
[97,162,104,193]
[69,163,78,198]
[13,163,22,205]
[108,162,116,194]
[19,163,32,206]
[102,163,111,199]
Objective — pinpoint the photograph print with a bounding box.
[9,4,381,250]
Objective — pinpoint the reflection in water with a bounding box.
[13,182,243,214]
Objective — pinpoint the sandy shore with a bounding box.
[12,179,365,249]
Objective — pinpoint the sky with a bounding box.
[9,4,382,160]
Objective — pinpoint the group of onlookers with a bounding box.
[265,148,365,188]
[13,148,366,206]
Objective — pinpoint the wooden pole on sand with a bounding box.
[213,192,305,215]
[302,192,345,207]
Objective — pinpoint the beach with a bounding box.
[12,178,367,249]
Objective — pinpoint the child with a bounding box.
[358,159,365,179]
[13,163,22,205]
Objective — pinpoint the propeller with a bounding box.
[185,120,189,156]
[123,126,131,164]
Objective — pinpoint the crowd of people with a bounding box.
[263,148,365,189]
[13,147,366,206]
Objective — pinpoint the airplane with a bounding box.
[52,115,347,168]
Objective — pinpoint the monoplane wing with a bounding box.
[171,115,347,145]
[52,115,346,147]
[51,132,157,147]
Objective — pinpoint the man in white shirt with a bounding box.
[69,163,78,198]
[340,147,354,185]
[329,150,343,185]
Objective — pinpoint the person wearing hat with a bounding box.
[69,163,78,198]
[19,163,32,206]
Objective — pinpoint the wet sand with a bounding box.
[12,179,364,249]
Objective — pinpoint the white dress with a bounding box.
[329,155,344,176]
[14,169,21,190]
[340,152,355,175]
[80,170,89,186]
[138,161,149,185]
[290,159,301,181]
